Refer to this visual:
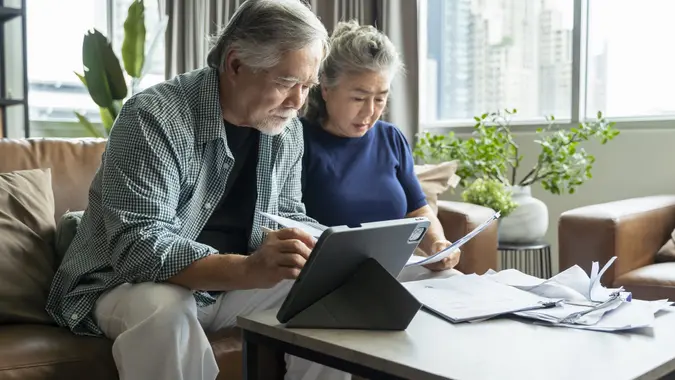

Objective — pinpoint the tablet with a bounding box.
[276,217,431,324]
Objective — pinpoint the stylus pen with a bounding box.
[261,226,318,243]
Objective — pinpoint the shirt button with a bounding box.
[204,203,212,210]
[71,313,78,320]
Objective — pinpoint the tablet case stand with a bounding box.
[284,257,422,330]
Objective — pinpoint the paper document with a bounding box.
[477,257,673,331]
[405,211,501,267]
[484,258,624,303]
[257,212,326,238]
[403,273,559,323]
[403,257,674,332]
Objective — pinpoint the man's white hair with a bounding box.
[207,0,329,72]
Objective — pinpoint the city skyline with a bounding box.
[422,0,675,123]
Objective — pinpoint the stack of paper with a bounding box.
[404,256,674,332]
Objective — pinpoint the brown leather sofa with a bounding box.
[559,195,675,301]
[0,137,498,380]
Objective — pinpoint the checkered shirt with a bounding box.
[45,67,317,336]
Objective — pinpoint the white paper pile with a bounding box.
[404,256,674,332]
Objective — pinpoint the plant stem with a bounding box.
[528,169,565,184]
[510,144,518,185]
[494,113,519,186]
[520,131,581,186]
[519,168,536,186]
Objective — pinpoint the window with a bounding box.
[25,0,165,137]
[586,0,675,119]
[420,0,675,127]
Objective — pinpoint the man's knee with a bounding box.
[95,282,197,336]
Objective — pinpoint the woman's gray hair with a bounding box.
[304,20,404,124]
[207,0,329,72]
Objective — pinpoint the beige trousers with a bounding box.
[93,266,460,380]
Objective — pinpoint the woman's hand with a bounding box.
[422,239,461,272]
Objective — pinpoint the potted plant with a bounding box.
[414,109,619,243]
[74,0,167,138]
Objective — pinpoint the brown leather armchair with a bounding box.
[559,195,675,300]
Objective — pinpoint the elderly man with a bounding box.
[46,1,349,379]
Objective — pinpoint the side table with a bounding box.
[498,241,552,278]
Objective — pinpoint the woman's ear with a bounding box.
[321,85,329,101]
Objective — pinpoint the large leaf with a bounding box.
[82,29,127,106]
[101,44,128,101]
[82,29,113,108]
[138,15,168,80]
[122,0,146,78]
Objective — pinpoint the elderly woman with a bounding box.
[301,20,459,271]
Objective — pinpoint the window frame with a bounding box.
[417,0,675,134]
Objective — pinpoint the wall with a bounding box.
[439,125,675,274]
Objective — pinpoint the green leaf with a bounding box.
[122,0,146,78]
[100,107,115,134]
[101,44,128,101]
[74,71,87,87]
[83,29,114,108]
[82,29,127,106]
[74,111,106,138]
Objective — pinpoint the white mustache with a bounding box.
[273,110,297,118]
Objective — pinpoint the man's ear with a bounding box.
[321,84,328,101]
[224,50,242,80]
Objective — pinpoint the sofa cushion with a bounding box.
[0,168,57,325]
[0,324,117,380]
[0,324,243,380]
[414,161,460,214]
[655,229,675,263]
[54,211,84,265]
[0,138,107,221]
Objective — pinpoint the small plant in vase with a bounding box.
[461,177,518,217]
[414,109,619,243]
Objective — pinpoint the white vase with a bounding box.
[498,185,549,244]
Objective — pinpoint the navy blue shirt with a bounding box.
[300,118,427,227]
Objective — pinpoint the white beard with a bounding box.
[254,114,295,136]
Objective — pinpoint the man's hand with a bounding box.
[243,228,316,288]
[423,239,461,272]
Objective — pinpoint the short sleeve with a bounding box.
[391,125,428,213]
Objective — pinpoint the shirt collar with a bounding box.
[195,67,227,144]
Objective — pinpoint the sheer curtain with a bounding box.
[162,0,419,143]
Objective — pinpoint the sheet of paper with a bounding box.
[515,296,624,325]
[403,273,557,322]
[405,211,500,267]
[257,212,326,238]
[589,256,618,301]
[483,257,622,303]
[549,300,671,332]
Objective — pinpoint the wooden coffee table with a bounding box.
[237,306,675,380]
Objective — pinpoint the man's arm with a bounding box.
[102,96,251,291]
